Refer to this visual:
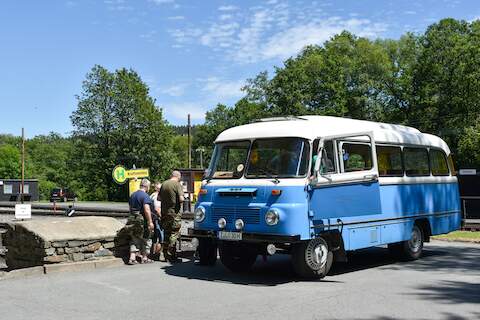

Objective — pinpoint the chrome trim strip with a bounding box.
[311,210,461,229]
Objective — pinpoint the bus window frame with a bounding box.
[375,144,404,177]
[403,146,431,177]
[312,131,379,187]
[429,148,450,177]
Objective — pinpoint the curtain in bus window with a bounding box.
[404,147,429,176]
[377,146,403,176]
[430,149,449,176]
[341,143,372,172]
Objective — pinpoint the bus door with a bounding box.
[309,132,382,233]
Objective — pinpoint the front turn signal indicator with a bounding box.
[271,189,282,196]
[199,189,208,195]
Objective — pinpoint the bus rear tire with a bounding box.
[292,237,333,279]
[219,242,257,273]
[197,238,217,266]
[388,224,424,261]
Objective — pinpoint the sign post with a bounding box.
[112,166,149,195]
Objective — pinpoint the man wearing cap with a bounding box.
[159,170,184,263]
[126,178,155,264]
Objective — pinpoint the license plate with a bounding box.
[218,231,242,241]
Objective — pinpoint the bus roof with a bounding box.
[215,116,451,154]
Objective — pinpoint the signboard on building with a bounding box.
[459,169,477,176]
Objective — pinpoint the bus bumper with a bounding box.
[188,228,301,244]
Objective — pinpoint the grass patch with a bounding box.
[433,231,480,243]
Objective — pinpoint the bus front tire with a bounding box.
[292,237,333,279]
[219,242,257,273]
[197,238,217,266]
[388,224,424,261]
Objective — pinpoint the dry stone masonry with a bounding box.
[2,217,125,270]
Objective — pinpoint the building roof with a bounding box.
[215,116,451,154]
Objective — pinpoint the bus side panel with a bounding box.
[341,182,461,251]
[379,182,461,235]
[378,182,460,218]
[310,182,382,220]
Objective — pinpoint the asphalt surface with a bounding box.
[0,241,479,320]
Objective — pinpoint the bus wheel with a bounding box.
[219,242,257,273]
[389,224,424,261]
[292,237,333,279]
[197,238,217,266]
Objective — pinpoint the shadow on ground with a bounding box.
[163,251,341,286]
[163,243,480,288]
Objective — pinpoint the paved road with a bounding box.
[0,241,478,320]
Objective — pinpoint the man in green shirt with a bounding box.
[159,170,184,263]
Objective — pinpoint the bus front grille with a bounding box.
[211,206,261,224]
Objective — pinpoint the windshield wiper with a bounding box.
[251,168,280,184]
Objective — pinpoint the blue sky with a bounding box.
[1,0,479,137]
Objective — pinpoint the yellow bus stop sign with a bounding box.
[112,165,127,184]
[126,168,149,179]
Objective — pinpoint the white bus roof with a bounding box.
[215,116,451,154]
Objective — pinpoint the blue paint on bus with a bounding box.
[195,180,461,250]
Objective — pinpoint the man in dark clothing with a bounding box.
[159,170,184,263]
[126,178,155,264]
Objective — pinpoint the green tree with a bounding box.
[412,18,480,156]
[0,144,21,179]
[71,65,178,201]
[27,133,73,200]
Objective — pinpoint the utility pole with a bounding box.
[187,114,192,168]
[21,128,25,204]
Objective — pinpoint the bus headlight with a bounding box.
[265,209,280,226]
[217,218,226,229]
[194,206,206,222]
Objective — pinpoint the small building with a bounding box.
[0,179,39,202]
[457,169,480,219]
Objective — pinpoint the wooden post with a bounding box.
[187,114,192,169]
[21,128,25,204]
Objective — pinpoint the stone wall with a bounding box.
[2,217,124,270]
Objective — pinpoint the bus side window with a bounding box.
[311,139,336,175]
[376,146,403,177]
[341,143,373,172]
[320,140,336,174]
[430,149,449,176]
[404,147,430,176]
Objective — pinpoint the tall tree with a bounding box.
[71,65,178,201]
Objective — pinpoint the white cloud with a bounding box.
[150,0,174,4]
[219,14,233,21]
[218,5,238,11]
[139,30,157,42]
[162,102,207,121]
[404,10,417,15]
[169,2,387,64]
[469,15,480,22]
[168,15,185,20]
[169,27,202,45]
[160,84,186,97]
[201,77,244,100]
[259,18,387,61]
[200,22,239,47]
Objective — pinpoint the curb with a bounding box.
[432,238,480,244]
[0,258,125,281]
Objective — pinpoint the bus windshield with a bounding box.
[206,138,310,179]
[207,141,250,179]
[246,138,309,178]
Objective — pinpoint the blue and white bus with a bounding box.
[189,116,461,278]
